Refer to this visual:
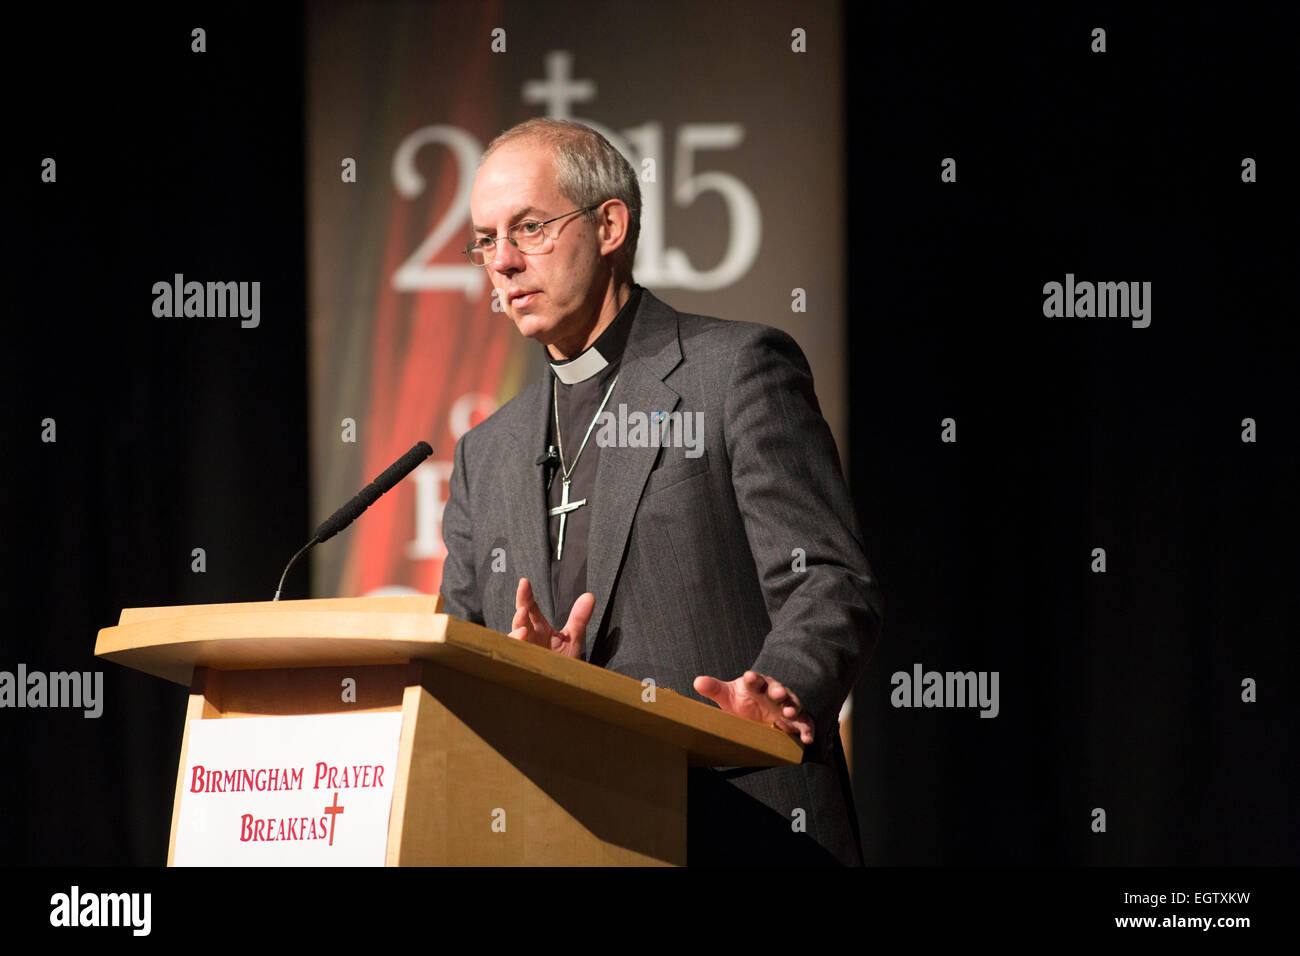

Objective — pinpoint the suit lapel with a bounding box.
[504,289,683,654]
[584,291,683,657]
[507,377,558,627]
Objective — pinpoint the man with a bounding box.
[440,118,884,865]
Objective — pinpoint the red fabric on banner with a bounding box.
[342,1,511,597]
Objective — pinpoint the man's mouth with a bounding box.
[509,289,538,308]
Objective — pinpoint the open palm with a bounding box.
[693,670,815,745]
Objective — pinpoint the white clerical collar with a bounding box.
[548,286,642,384]
[549,345,609,384]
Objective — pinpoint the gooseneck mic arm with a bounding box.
[273,440,434,600]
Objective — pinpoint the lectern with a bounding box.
[94,595,802,866]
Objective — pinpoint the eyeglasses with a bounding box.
[463,204,602,266]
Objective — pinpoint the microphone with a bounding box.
[536,444,559,491]
[273,440,434,600]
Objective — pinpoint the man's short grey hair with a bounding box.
[481,118,641,283]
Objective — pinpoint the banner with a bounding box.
[306,0,846,598]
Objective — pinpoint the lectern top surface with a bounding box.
[95,596,803,768]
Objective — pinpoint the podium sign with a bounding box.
[174,712,403,866]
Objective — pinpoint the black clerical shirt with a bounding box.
[545,285,642,627]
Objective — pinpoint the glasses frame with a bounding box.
[463,203,603,266]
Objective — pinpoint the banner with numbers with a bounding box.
[306,0,846,599]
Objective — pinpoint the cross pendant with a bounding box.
[547,477,587,560]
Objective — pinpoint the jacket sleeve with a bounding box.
[438,430,484,625]
[724,323,885,749]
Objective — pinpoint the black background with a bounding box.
[3,0,1296,883]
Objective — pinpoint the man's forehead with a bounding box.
[470,142,562,229]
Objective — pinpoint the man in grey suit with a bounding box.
[440,117,884,865]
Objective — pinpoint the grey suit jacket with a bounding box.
[439,287,884,865]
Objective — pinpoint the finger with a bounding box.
[512,579,552,643]
[775,688,802,715]
[514,579,552,636]
[770,714,814,744]
[515,578,539,629]
[743,670,767,695]
[765,679,802,715]
[525,600,552,637]
[787,712,815,744]
[563,592,595,643]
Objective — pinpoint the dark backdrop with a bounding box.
[4,5,310,866]
[3,2,1295,867]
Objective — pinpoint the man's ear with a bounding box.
[598,200,630,258]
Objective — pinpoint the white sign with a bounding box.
[174,712,404,866]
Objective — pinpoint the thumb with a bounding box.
[563,592,595,642]
[693,675,729,704]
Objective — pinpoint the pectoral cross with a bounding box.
[548,476,587,560]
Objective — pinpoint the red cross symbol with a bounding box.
[324,791,345,846]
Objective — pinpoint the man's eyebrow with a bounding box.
[471,206,543,234]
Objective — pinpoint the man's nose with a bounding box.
[490,238,525,273]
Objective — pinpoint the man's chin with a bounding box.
[510,312,553,342]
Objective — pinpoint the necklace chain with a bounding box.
[553,373,619,481]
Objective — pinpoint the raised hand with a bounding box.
[507,577,592,660]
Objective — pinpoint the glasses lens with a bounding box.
[513,221,547,251]
[466,243,489,266]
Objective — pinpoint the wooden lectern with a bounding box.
[95,595,802,866]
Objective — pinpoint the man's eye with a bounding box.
[472,236,494,248]
[518,221,543,235]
